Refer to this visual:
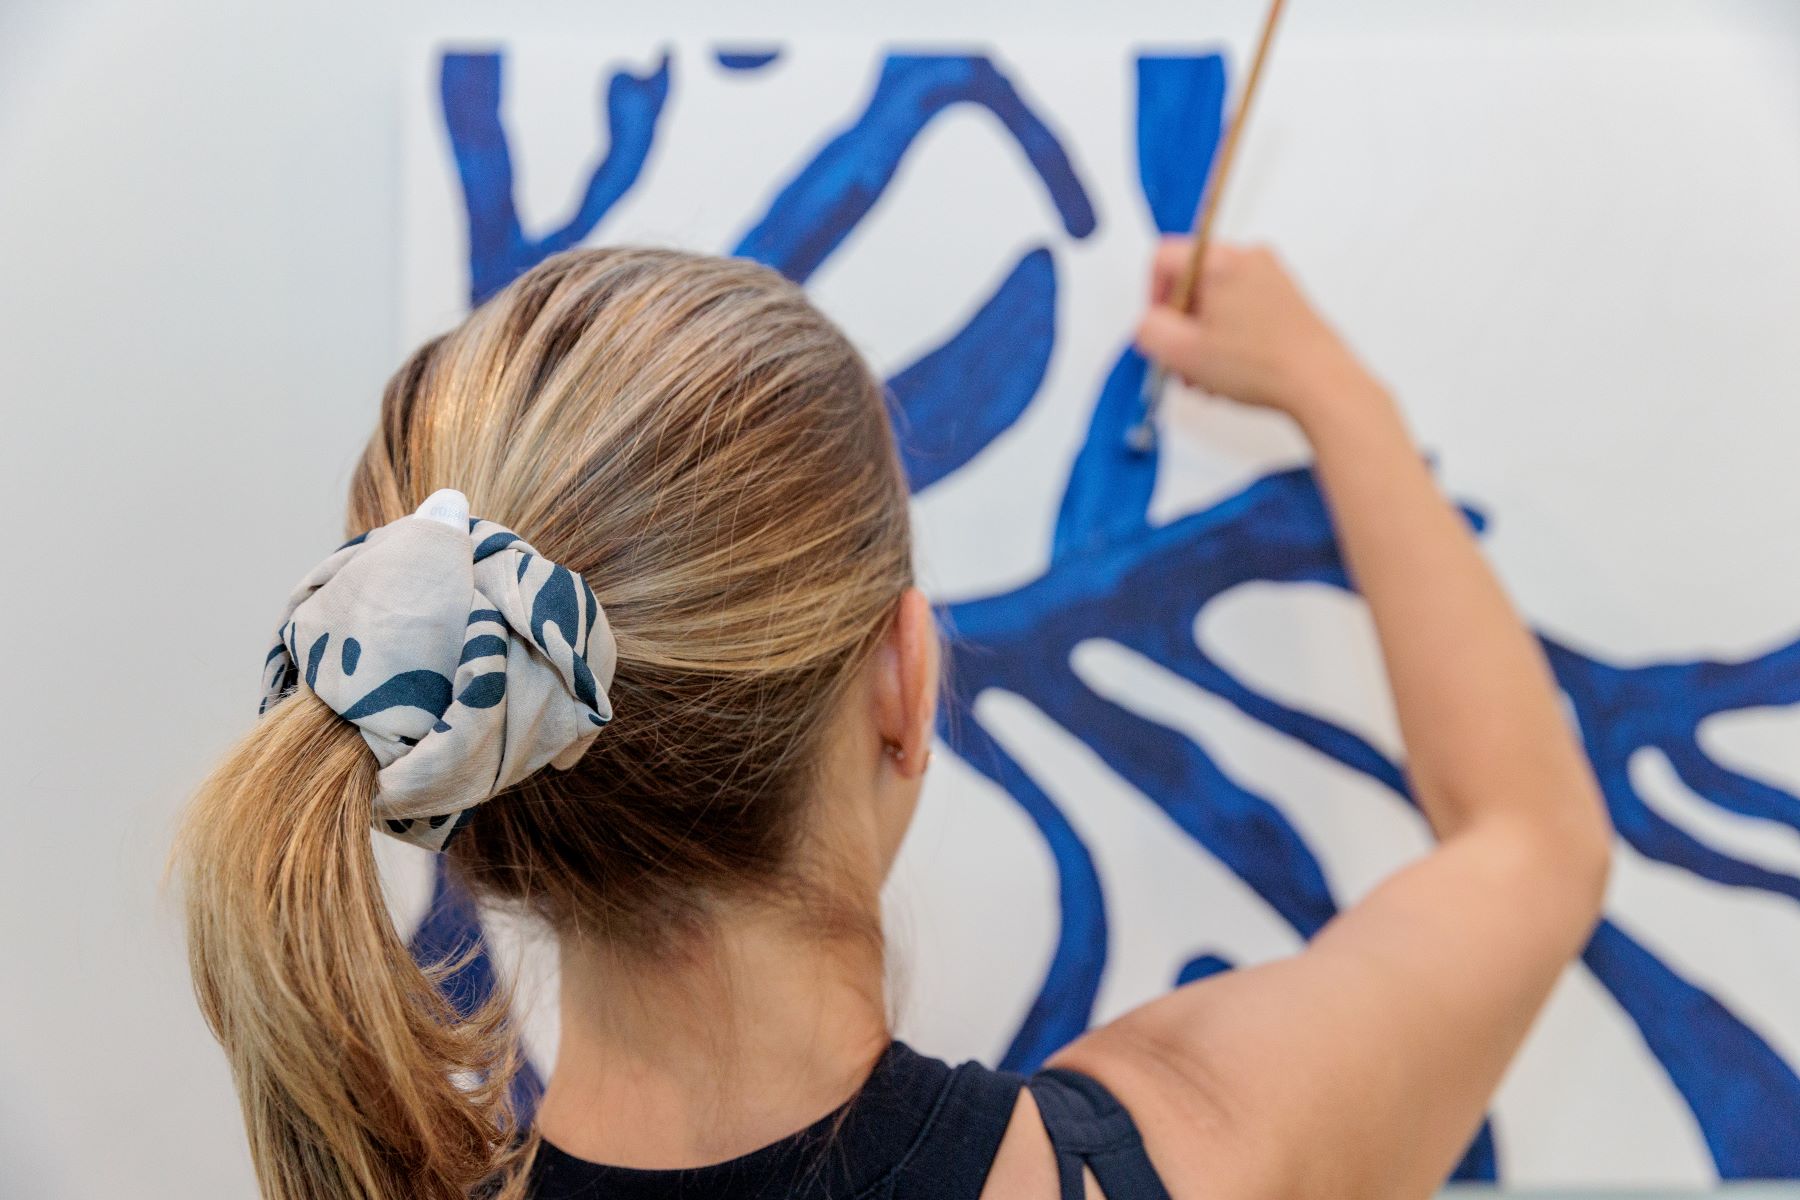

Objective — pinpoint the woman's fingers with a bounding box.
[1150,237,1249,310]
[1140,240,1340,410]
[1133,304,1205,388]
[1149,236,1191,306]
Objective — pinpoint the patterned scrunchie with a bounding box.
[259,489,616,851]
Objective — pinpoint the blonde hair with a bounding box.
[175,247,914,1198]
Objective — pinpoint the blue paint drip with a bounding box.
[888,248,1056,490]
[734,54,1096,282]
[340,636,361,677]
[440,50,672,305]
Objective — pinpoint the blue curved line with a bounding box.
[1607,766,1800,901]
[1174,953,1233,986]
[938,706,1108,1072]
[1664,742,1800,832]
[1048,680,1338,937]
[889,247,1056,490]
[734,54,1095,282]
[955,468,1342,642]
[1585,919,1800,1176]
[1544,641,1800,900]
[717,49,781,71]
[1167,644,1411,799]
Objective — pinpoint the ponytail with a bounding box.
[175,689,535,1199]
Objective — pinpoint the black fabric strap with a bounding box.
[883,1059,1026,1200]
[1027,1067,1174,1200]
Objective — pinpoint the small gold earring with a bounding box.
[884,741,933,769]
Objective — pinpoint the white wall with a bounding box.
[3,2,1798,1196]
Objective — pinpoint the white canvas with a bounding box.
[380,29,1800,1189]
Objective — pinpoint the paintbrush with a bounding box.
[1125,0,1289,453]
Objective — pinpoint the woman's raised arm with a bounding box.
[1051,240,1612,1200]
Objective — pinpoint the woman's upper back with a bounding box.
[525,1041,1171,1200]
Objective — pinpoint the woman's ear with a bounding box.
[874,587,939,778]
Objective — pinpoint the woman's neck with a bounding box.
[535,902,890,1169]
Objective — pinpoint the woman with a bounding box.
[177,239,1611,1200]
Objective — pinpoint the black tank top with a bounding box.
[525,1040,1174,1199]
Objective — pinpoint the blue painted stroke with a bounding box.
[1053,54,1226,559]
[1585,919,1800,1176]
[888,247,1057,490]
[717,49,781,71]
[441,50,672,305]
[938,704,1109,1071]
[1174,953,1234,987]
[1136,54,1228,234]
[1053,347,1160,560]
[734,54,1097,283]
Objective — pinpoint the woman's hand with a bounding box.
[1134,237,1376,428]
